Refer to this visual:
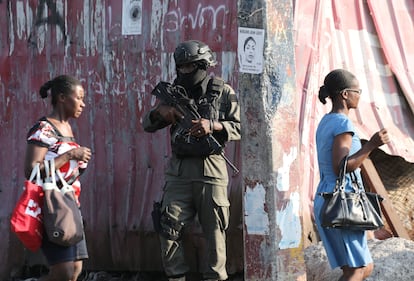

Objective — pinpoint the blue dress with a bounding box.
[314,113,372,269]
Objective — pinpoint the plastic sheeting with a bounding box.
[294,0,414,245]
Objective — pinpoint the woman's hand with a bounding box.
[368,128,390,148]
[69,147,92,163]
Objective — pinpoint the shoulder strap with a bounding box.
[203,77,225,121]
[40,117,76,142]
[39,117,63,137]
[207,77,224,96]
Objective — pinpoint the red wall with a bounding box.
[0,0,242,277]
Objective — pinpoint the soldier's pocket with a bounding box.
[212,186,230,230]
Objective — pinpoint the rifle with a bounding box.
[151,82,239,174]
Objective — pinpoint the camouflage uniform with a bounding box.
[142,43,240,280]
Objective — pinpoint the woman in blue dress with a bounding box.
[314,69,390,281]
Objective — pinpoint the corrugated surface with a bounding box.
[1,0,413,279]
[294,0,414,245]
[0,0,242,278]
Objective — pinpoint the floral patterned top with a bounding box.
[27,117,87,204]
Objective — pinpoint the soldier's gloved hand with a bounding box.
[151,104,184,124]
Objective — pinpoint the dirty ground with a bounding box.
[10,266,244,281]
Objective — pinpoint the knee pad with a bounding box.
[160,209,184,241]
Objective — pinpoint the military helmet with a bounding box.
[174,40,217,67]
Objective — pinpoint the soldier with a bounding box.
[142,40,241,281]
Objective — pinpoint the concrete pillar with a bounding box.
[238,0,307,280]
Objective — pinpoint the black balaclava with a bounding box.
[175,62,208,93]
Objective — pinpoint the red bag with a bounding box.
[10,163,44,252]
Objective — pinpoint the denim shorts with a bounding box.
[41,233,88,265]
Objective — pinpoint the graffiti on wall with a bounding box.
[28,0,66,47]
[0,77,8,123]
[34,0,65,33]
[162,2,236,51]
[164,3,227,32]
[6,0,236,106]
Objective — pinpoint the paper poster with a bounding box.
[238,27,264,74]
[122,0,142,35]
[244,183,269,235]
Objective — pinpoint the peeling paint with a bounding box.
[36,6,47,54]
[276,146,297,191]
[151,0,164,47]
[220,51,237,82]
[8,2,15,55]
[16,1,25,39]
[244,183,269,235]
[56,0,64,44]
[276,192,302,249]
[83,0,91,55]
[25,1,33,39]
[281,79,295,105]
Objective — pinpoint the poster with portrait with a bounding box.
[238,27,264,74]
[122,0,142,35]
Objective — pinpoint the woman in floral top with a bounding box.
[24,75,91,281]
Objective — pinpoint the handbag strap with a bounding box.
[335,156,348,192]
[42,159,74,194]
[28,162,42,186]
[337,155,364,193]
[350,171,364,192]
[43,160,56,185]
[56,170,75,194]
[338,156,348,179]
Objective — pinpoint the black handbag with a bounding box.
[319,156,384,231]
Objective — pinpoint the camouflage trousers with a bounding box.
[159,181,230,281]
